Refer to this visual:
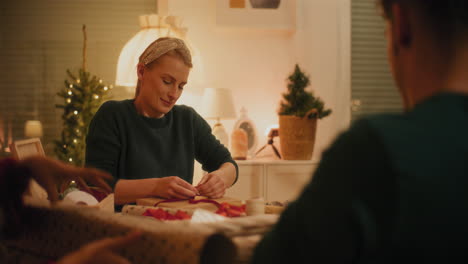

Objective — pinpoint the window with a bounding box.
[0,0,153,156]
[351,0,402,121]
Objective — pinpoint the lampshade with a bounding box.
[24,120,43,138]
[201,88,237,120]
[115,14,184,92]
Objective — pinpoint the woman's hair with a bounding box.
[378,0,468,44]
[135,37,192,97]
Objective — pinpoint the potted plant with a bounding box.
[278,64,332,160]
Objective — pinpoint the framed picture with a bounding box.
[10,138,45,159]
[216,0,296,31]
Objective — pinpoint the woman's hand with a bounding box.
[56,231,141,264]
[195,171,227,199]
[196,162,236,199]
[20,156,113,203]
[152,176,199,199]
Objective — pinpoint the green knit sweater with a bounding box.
[252,92,468,263]
[85,100,238,188]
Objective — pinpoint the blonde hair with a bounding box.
[135,37,192,97]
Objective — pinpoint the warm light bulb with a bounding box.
[74,110,78,115]
[94,95,99,99]
[76,79,80,83]
[99,79,103,84]
[69,84,73,88]
[73,139,77,143]
[66,98,71,103]
[69,158,73,162]
[68,90,72,95]
[103,86,108,91]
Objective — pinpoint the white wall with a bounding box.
[294,0,351,158]
[170,0,351,165]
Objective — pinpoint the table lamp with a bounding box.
[201,88,236,147]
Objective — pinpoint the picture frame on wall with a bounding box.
[216,0,296,31]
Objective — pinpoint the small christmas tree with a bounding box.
[54,25,111,166]
[279,64,332,119]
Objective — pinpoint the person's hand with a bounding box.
[56,231,142,264]
[152,176,199,199]
[195,171,227,199]
[20,156,113,203]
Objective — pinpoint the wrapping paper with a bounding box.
[3,203,237,264]
[122,204,279,262]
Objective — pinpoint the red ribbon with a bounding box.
[152,197,245,218]
[188,198,222,208]
[153,198,191,207]
[154,198,222,208]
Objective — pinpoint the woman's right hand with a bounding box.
[152,176,199,199]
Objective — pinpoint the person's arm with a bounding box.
[85,101,121,186]
[191,108,238,198]
[114,176,199,205]
[56,231,141,264]
[0,155,113,239]
[251,119,397,263]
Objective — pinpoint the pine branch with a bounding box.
[278,64,332,119]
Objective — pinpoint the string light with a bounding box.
[103,86,108,91]
[99,79,103,84]
[69,158,73,162]
[69,84,73,88]
[63,145,67,149]
[74,110,78,115]
[94,94,99,99]
[76,79,80,83]
[73,139,77,143]
[68,90,72,95]
[66,98,71,103]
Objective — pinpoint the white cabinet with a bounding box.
[226,160,318,202]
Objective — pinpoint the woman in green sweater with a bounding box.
[85,38,238,206]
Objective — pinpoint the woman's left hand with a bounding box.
[195,171,226,199]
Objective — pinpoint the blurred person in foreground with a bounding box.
[252,0,468,263]
[0,155,141,264]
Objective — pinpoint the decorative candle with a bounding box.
[24,120,43,138]
[231,128,248,160]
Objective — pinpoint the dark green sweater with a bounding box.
[85,100,238,188]
[252,92,468,263]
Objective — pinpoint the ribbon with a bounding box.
[152,197,246,217]
[188,198,222,208]
[153,198,191,207]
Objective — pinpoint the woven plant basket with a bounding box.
[278,109,317,160]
